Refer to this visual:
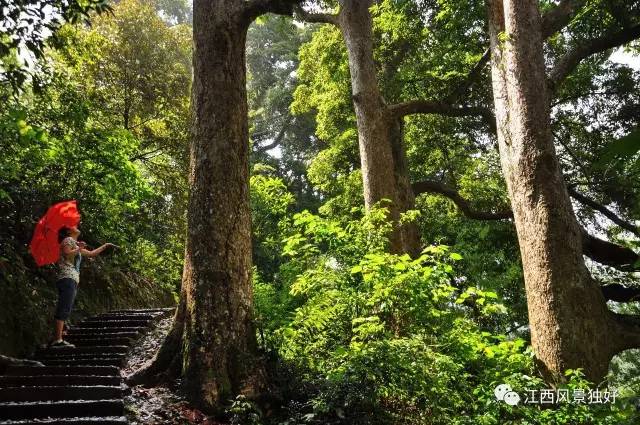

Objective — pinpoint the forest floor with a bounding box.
[123,316,225,424]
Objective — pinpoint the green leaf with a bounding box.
[596,128,640,167]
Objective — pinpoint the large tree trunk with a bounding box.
[181,1,263,408]
[128,0,269,412]
[338,0,420,256]
[487,0,640,383]
[389,118,421,256]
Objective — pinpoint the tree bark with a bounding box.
[389,118,421,255]
[486,0,640,384]
[128,0,306,412]
[179,1,262,409]
[338,0,420,256]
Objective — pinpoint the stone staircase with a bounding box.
[0,308,173,424]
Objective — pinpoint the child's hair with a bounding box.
[58,226,72,243]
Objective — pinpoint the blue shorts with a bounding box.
[54,278,78,321]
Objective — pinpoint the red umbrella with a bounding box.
[29,200,81,267]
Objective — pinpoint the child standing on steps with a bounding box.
[50,225,115,348]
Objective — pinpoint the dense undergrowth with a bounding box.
[245,174,640,425]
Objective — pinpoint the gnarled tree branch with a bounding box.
[540,0,586,38]
[568,186,640,237]
[386,0,585,123]
[411,180,513,220]
[412,179,640,271]
[129,147,165,162]
[253,114,293,154]
[601,283,640,302]
[293,5,339,26]
[444,49,491,104]
[389,102,497,133]
[244,0,300,23]
[612,313,640,351]
[582,231,639,272]
[548,24,640,90]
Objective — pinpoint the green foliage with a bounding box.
[247,15,320,212]
[0,0,111,90]
[0,0,189,324]
[596,127,640,167]
[228,395,263,425]
[4,0,640,422]
[254,207,635,424]
[251,166,296,280]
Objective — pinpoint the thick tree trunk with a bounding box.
[180,1,262,409]
[128,1,266,412]
[338,0,420,256]
[487,0,640,383]
[389,118,421,256]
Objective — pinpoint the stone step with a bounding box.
[0,417,128,425]
[36,346,129,356]
[0,375,122,388]
[35,351,126,359]
[4,366,120,377]
[34,354,126,363]
[66,329,142,337]
[0,386,123,402]
[82,317,154,324]
[1,308,170,424]
[109,308,173,314]
[92,313,156,321]
[0,399,124,420]
[38,358,124,367]
[64,338,133,347]
[77,320,151,328]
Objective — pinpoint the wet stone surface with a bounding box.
[123,317,224,425]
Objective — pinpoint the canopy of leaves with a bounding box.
[0,0,110,90]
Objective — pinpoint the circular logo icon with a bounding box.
[503,391,521,406]
[494,383,512,401]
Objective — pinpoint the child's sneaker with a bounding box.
[49,340,75,348]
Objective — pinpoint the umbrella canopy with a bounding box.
[29,200,81,267]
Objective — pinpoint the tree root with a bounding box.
[126,300,185,386]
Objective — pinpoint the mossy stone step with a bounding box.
[0,399,124,420]
[64,338,133,347]
[75,320,151,328]
[66,329,143,336]
[39,358,124,367]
